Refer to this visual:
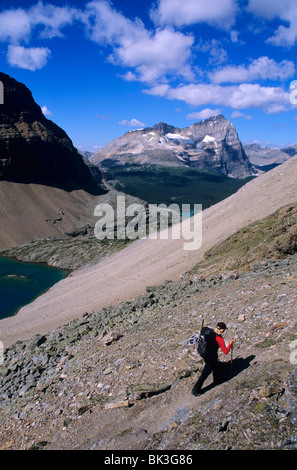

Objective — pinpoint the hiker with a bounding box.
[192,322,234,396]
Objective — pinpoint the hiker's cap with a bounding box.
[217,322,228,331]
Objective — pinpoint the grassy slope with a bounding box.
[190,202,297,276]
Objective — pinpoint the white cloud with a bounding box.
[120,71,138,82]
[231,111,252,119]
[151,0,238,29]
[230,30,240,43]
[247,0,297,46]
[7,45,51,71]
[0,9,32,43]
[187,108,222,120]
[145,84,171,97]
[84,0,146,45]
[119,118,146,127]
[247,0,294,20]
[84,1,195,84]
[145,82,290,113]
[112,28,194,84]
[41,106,53,116]
[29,2,79,39]
[197,39,228,65]
[266,104,288,114]
[96,113,110,120]
[0,1,195,82]
[0,2,79,43]
[210,56,295,84]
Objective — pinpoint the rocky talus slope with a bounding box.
[1,234,297,449]
[0,189,152,270]
[0,181,101,250]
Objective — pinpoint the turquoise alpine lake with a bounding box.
[0,256,67,320]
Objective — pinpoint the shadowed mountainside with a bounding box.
[0,72,103,195]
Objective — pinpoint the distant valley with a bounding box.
[99,164,252,211]
[86,118,297,210]
[1,71,296,261]
[243,143,297,171]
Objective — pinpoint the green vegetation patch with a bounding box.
[191,203,297,275]
[105,163,252,211]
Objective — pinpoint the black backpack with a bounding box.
[197,326,213,359]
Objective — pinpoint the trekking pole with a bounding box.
[200,319,205,334]
[230,342,233,377]
[230,327,235,377]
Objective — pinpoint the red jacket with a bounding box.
[203,329,232,361]
[216,335,232,355]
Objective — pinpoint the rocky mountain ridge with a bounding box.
[244,143,297,169]
[91,115,255,179]
[0,72,108,250]
[0,72,102,194]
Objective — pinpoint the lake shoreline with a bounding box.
[0,255,68,321]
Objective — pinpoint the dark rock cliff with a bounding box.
[0,72,103,194]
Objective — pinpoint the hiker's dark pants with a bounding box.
[192,359,221,393]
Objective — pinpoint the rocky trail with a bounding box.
[1,155,297,450]
[1,253,297,450]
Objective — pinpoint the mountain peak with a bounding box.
[201,114,226,122]
[191,114,228,128]
[91,116,255,178]
[148,122,176,135]
[0,72,103,194]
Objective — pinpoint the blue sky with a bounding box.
[0,0,296,151]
